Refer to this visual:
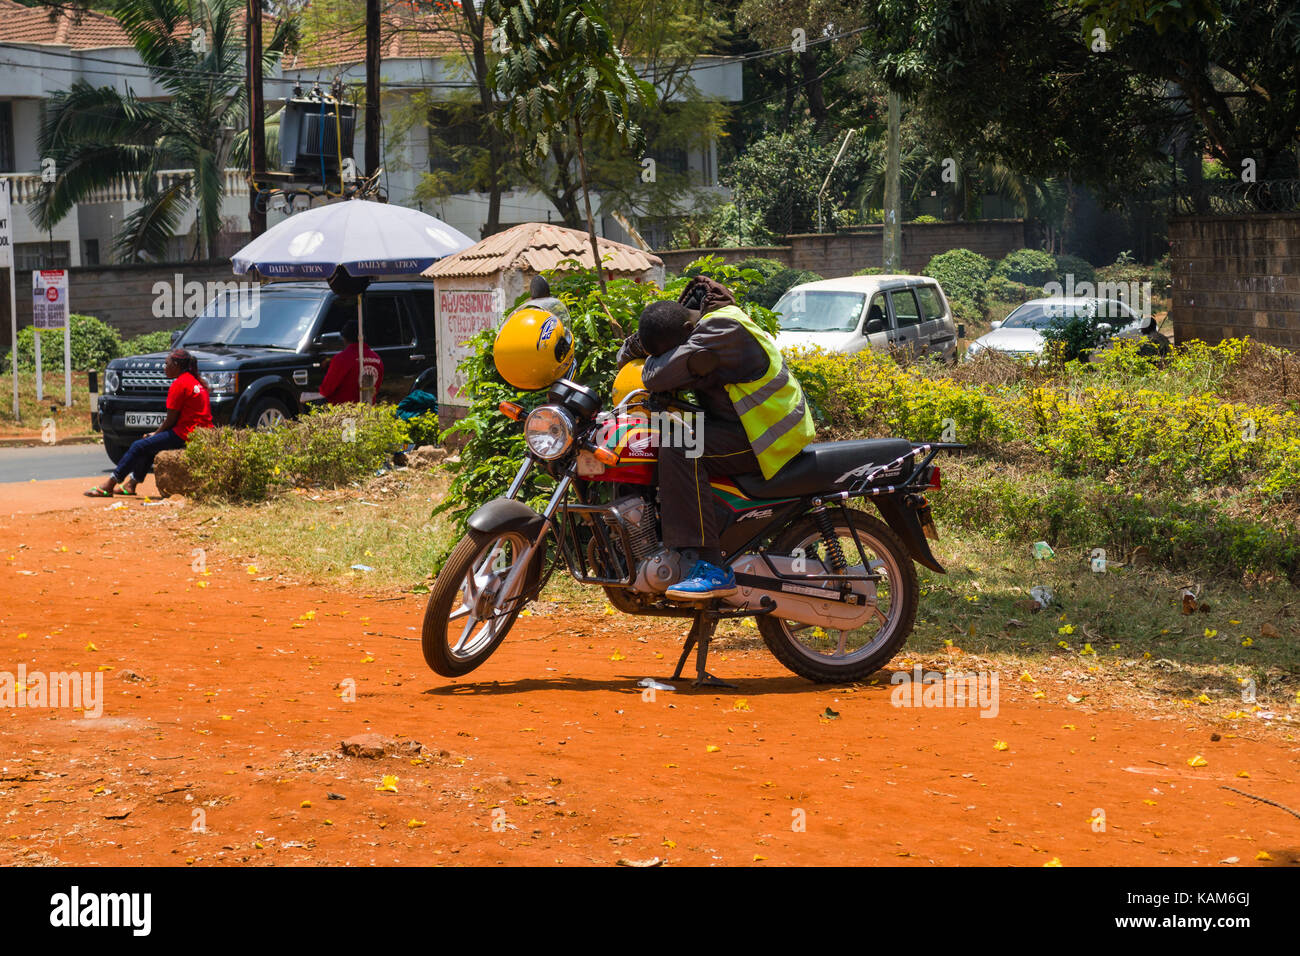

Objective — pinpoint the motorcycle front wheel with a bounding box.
[757,509,918,683]
[422,529,540,677]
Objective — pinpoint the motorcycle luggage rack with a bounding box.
[845,442,963,499]
[555,501,637,587]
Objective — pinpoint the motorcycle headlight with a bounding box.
[104,369,120,395]
[206,370,238,398]
[523,404,575,460]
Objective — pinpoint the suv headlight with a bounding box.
[104,369,120,395]
[524,404,575,460]
[205,370,238,398]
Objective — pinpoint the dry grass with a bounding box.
[0,369,98,439]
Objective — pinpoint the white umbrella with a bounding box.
[232,200,474,400]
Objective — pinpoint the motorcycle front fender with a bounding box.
[467,497,547,540]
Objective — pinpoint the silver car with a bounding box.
[772,275,961,362]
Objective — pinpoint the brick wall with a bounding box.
[1,261,238,348]
[1169,214,1300,348]
[656,220,1027,277]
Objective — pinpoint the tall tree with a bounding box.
[487,0,655,290]
[34,0,298,261]
[859,0,1299,203]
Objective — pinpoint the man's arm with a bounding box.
[641,316,769,392]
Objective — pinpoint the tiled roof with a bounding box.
[0,0,132,49]
[287,4,481,70]
[424,222,663,278]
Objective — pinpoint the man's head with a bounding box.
[341,319,359,344]
[637,300,694,356]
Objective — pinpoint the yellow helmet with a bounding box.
[493,301,575,391]
[611,359,648,409]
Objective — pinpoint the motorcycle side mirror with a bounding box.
[529,275,551,299]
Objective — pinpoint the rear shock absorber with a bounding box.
[810,499,848,573]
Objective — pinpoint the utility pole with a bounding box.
[365,0,381,178]
[882,91,901,271]
[247,0,266,237]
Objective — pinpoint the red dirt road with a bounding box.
[1,492,1297,866]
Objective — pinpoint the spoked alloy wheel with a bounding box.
[757,509,918,683]
[422,529,538,677]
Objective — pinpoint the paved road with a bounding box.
[0,444,113,483]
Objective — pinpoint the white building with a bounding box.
[0,0,740,267]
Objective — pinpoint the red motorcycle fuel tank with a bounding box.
[579,412,657,484]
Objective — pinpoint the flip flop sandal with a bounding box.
[115,485,138,496]
[83,486,114,498]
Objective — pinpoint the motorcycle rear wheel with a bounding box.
[757,509,918,683]
[422,529,539,677]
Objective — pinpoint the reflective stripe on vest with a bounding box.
[713,305,816,479]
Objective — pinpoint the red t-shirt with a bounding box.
[166,371,213,440]
[320,343,384,404]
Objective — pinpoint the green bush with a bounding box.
[1096,256,1172,300]
[733,257,786,281]
[185,402,409,501]
[911,214,941,223]
[122,328,184,356]
[923,249,994,311]
[278,404,409,487]
[854,265,887,276]
[402,410,442,447]
[1052,253,1097,288]
[994,248,1058,288]
[983,274,1038,305]
[947,296,982,326]
[184,425,283,502]
[6,314,123,371]
[750,267,824,309]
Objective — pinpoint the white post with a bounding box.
[33,329,42,402]
[63,279,71,407]
[2,180,16,422]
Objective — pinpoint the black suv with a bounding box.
[97,280,438,463]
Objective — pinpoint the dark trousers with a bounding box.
[113,429,186,483]
[658,415,759,551]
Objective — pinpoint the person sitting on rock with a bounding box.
[85,349,213,497]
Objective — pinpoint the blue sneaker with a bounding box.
[665,560,737,601]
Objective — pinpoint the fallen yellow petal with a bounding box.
[1187,755,1208,768]
[993,740,1009,751]
[376,775,399,793]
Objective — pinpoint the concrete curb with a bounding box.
[0,436,103,448]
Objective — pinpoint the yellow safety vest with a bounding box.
[709,305,815,479]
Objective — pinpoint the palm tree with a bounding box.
[33,0,298,262]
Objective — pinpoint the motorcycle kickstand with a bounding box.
[669,607,737,690]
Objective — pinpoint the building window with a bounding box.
[0,103,13,173]
[15,241,70,270]
[428,108,485,178]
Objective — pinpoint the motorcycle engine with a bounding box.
[608,495,684,593]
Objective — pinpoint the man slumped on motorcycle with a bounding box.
[617,276,816,600]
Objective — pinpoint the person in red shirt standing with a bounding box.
[320,319,384,405]
[85,349,214,497]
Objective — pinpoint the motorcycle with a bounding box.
[422,287,961,687]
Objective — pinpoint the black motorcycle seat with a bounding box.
[732,438,915,499]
